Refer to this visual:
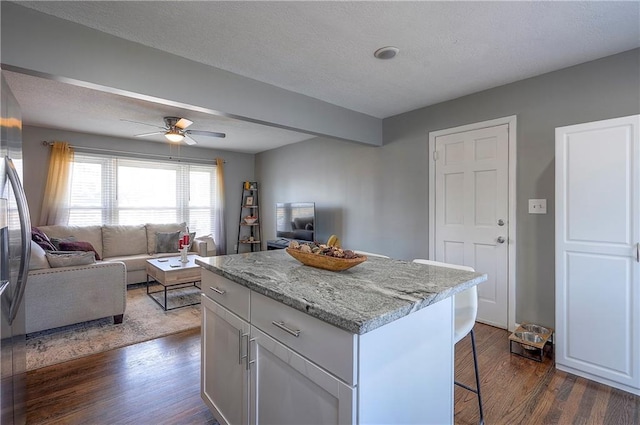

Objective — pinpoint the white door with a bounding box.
[555,115,640,394]
[432,123,510,328]
[249,326,354,425]
[201,295,250,425]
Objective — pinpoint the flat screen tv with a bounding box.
[276,202,316,242]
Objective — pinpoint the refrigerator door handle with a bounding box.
[5,156,31,325]
[0,280,9,297]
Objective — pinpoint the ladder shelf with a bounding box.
[236,181,262,253]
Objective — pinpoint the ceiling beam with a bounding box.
[0,3,382,146]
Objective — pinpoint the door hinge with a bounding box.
[433,151,439,161]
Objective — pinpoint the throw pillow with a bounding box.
[50,236,77,251]
[146,222,187,254]
[31,227,56,251]
[29,240,51,270]
[58,240,102,261]
[155,231,181,253]
[45,251,96,268]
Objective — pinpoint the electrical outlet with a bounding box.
[528,199,547,214]
[234,244,238,251]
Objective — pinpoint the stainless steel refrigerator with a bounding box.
[0,72,30,425]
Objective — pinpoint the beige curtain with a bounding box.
[214,158,227,254]
[39,142,74,225]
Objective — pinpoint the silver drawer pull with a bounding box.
[210,287,226,295]
[272,320,301,337]
[239,331,249,365]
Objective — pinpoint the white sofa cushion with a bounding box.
[104,252,177,273]
[102,225,147,258]
[38,225,104,259]
[46,251,96,268]
[146,222,186,254]
[29,240,51,270]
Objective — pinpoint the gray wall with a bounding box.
[23,125,255,254]
[256,49,640,328]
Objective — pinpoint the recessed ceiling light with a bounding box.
[374,46,399,60]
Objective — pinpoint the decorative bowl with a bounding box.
[244,217,257,224]
[285,248,367,272]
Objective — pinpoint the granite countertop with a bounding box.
[197,250,487,335]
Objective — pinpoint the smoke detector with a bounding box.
[374,46,399,60]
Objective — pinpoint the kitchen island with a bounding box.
[197,250,487,425]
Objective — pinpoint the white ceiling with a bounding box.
[2,70,315,154]
[6,1,640,153]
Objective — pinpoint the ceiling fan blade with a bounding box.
[134,131,164,137]
[186,129,226,138]
[175,118,193,129]
[121,118,164,129]
[184,134,198,145]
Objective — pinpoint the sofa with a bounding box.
[26,222,214,334]
[35,222,209,284]
[27,253,127,334]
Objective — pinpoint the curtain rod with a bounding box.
[41,141,226,164]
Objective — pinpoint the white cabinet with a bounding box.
[201,271,354,425]
[201,295,250,425]
[249,326,354,425]
[201,268,455,424]
[555,115,640,396]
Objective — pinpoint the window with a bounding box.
[68,153,217,237]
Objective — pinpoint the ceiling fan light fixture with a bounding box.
[164,129,184,143]
[374,46,399,60]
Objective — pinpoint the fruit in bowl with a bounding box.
[244,216,258,224]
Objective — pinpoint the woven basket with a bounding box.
[285,248,367,272]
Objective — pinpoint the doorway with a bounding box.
[428,116,516,330]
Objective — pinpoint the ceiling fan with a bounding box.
[122,116,226,145]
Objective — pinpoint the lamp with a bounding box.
[164,128,184,143]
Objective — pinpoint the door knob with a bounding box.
[497,236,506,244]
[497,219,505,226]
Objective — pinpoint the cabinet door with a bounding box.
[249,326,355,425]
[202,295,250,425]
[556,115,640,394]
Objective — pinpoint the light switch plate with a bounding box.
[528,199,547,214]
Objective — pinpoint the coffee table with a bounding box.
[146,255,202,311]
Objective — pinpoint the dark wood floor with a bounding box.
[26,328,216,425]
[454,324,640,425]
[26,323,639,424]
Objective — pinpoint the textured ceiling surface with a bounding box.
[6,1,640,152]
[3,71,313,154]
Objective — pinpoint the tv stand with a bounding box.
[267,238,315,250]
[267,239,290,250]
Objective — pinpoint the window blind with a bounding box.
[68,153,217,237]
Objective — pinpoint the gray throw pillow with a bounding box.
[45,251,96,268]
[49,236,77,251]
[155,231,181,253]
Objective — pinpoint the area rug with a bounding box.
[26,284,201,371]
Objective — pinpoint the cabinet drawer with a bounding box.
[202,269,250,321]
[251,291,356,385]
